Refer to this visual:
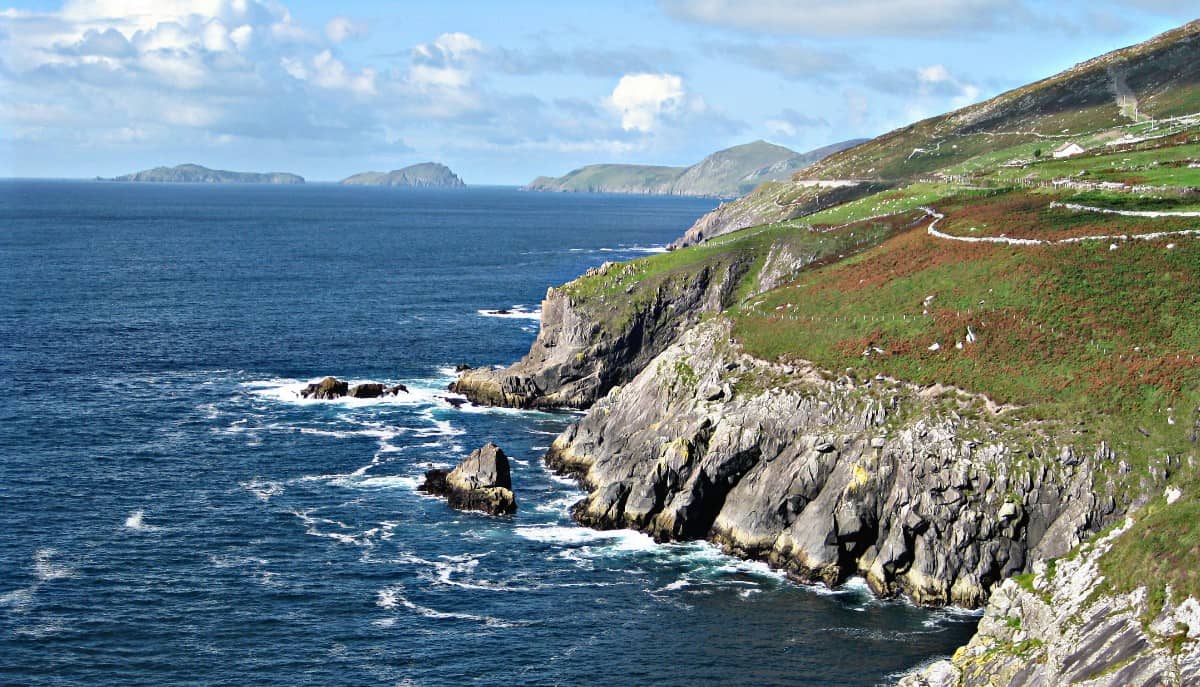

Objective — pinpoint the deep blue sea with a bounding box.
[0,181,977,686]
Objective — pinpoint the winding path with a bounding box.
[922,204,1200,246]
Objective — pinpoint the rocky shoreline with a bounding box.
[542,319,1123,607]
[452,286,1196,682]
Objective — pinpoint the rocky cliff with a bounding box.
[545,318,1127,608]
[451,256,754,409]
[900,513,1200,686]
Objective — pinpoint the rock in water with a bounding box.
[348,383,385,398]
[301,376,349,399]
[419,443,517,515]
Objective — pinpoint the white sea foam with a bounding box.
[375,585,517,627]
[0,587,36,611]
[532,493,580,515]
[514,525,657,553]
[123,509,160,532]
[32,548,73,581]
[344,475,421,490]
[476,305,542,321]
[244,377,449,409]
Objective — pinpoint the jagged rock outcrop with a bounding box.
[899,516,1200,686]
[348,383,385,398]
[301,376,349,399]
[420,442,517,515]
[300,378,408,400]
[450,257,754,409]
[545,319,1124,607]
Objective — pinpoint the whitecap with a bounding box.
[123,509,160,532]
[476,305,542,321]
[32,548,73,581]
[375,584,518,627]
[0,587,36,611]
[514,525,657,554]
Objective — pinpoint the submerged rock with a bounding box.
[420,443,517,515]
[301,376,349,399]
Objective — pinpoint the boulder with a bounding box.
[348,383,385,398]
[301,376,348,399]
[387,384,409,395]
[419,442,517,515]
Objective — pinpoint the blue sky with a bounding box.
[1,1,1195,182]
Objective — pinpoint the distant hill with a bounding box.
[109,164,304,184]
[524,139,865,198]
[340,162,465,188]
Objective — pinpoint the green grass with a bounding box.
[732,189,1200,471]
[1098,483,1200,642]
[561,209,918,332]
[990,142,1200,188]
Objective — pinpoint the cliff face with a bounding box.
[451,257,753,409]
[900,516,1200,687]
[545,319,1123,607]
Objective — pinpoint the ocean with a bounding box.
[0,181,977,686]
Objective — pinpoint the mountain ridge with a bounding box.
[525,139,864,197]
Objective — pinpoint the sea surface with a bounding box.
[0,181,977,686]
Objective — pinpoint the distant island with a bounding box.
[339,162,465,188]
[107,164,305,184]
[524,139,865,198]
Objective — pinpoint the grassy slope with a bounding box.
[798,20,1200,182]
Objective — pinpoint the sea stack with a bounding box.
[419,443,517,515]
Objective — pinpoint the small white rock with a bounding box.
[1166,486,1183,505]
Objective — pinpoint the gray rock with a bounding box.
[420,443,516,515]
[348,383,385,398]
[301,376,348,399]
[543,319,1120,608]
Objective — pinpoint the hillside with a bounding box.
[801,19,1200,182]
[524,139,863,197]
[340,162,465,188]
[109,164,304,184]
[455,18,1200,685]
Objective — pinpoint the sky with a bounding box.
[0,1,1196,183]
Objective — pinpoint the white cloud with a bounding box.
[325,16,367,44]
[660,0,1027,36]
[607,73,686,132]
[309,49,376,95]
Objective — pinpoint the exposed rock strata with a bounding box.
[545,319,1123,607]
[450,257,754,409]
[420,442,517,515]
[899,516,1200,686]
